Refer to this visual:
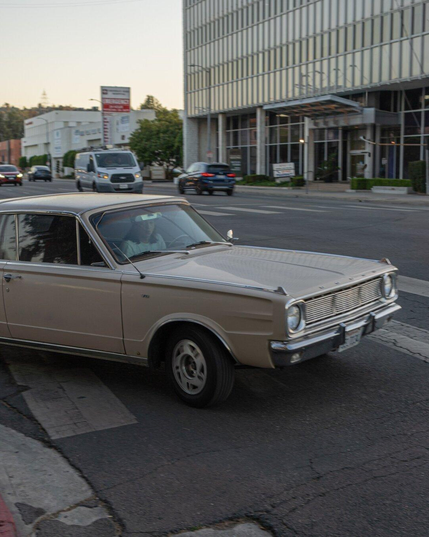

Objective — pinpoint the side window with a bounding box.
[79,225,106,267]
[18,214,77,265]
[0,214,16,261]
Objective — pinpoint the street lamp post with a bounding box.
[89,98,105,145]
[189,64,212,162]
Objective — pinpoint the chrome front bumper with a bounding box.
[270,303,401,367]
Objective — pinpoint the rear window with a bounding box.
[35,166,50,171]
[207,165,230,174]
[0,166,18,173]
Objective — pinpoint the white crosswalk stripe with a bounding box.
[215,206,281,214]
[262,205,326,213]
[398,276,429,298]
[345,205,416,213]
[198,210,235,217]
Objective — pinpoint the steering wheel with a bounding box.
[168,234,191,249]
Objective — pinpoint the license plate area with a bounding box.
[338,327,363,353]
[119,184,129,189]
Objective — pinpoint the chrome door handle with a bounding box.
[4,274,22,283]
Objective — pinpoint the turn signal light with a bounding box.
[227,173,236,177]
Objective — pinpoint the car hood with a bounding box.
[138,245,389,298]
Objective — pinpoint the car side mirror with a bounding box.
[227,230,239,242]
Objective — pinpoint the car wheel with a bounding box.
[196,184,203,195]
[178,185,185,194]
[18,182,22,187]
[226,189,234,196]
[49,179,52,182]
[166,326,235,408]
[77,181,83,192]
[208,190,214,195]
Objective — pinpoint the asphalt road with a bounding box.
[0,179,428,537]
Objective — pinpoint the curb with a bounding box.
[0,494,17,537]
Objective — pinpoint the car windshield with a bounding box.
[35,166,49,171]
[0,166,18,173]
[92,203,227,263]
[95,152,136,168]
[207,165,230,174]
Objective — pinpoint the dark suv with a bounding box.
[28,166,52,182]
[178,163,236,196]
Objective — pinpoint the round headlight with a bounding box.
[287,304,303,332]
[382,274,395,298]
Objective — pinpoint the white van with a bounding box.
[75,149,143,193]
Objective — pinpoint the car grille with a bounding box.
[305,278,382,324]
[110,173,135,183]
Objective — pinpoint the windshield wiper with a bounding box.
[129,249,190,261]
[186,241,227,249]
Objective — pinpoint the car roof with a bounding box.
[0,193,184,215]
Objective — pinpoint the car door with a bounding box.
[0,214,16,338]
[2,213,124,353]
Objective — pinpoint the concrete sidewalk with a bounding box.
[146,181,429,206]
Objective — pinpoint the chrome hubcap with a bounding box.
[172,339,207,395]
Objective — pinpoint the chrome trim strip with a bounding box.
[153,318,240,364]
[123,271,285,295]
[0,336,149,367]
[14,213,19,261]
[76,218,81,266]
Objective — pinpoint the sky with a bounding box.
[0,0,183,110]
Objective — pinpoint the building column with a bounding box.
[375,125,381,178]
[218,113,227,164]
[338,127,343,181]
[304,117,315,182]
[184,116,199,169]
[365,125,374,179]
[256,107,266,175]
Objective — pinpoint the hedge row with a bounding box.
[409,161,426,193]
[240,174,305,187]
[351,178,412,190]
[63,150,77,169]
[29,154,49,166]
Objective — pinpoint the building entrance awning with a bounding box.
[264,94,362,117]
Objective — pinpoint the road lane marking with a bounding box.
[8,359,137,439]
[369,320,429,363]
[215,206,281,215]
[399,276,429,298]
[198,210,235,217]
[344,205,416,213]
[262,205,326,213]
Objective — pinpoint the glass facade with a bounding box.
[184,1,429,179]
[184,0,429,117]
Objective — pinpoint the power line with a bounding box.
[0,0,144,8]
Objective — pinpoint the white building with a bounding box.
[22,109,156,176]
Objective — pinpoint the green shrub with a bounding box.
[351,178,412,190]
[29,154,48,166]
[63,150,77,169]
[291,176,305,187]
[409,161,426,193]
[18,156,27,169]
[242,174,271,183]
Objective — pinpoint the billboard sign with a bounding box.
[101,86,131,114]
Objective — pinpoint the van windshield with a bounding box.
[95,152,137,168]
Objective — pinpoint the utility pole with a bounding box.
[90,99,104,145]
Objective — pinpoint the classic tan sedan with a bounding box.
[0,194,400,407]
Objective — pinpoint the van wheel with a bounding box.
[77,181,83,192]
[92,182,98,193]
[166,326,235,408]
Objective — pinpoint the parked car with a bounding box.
[75,149,143,193]
[0,194,400,407]
[28,165,52,182]
[0,165,23,187]
[178,162,236,195]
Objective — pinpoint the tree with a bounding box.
[139,95,165,112]
[130,107,183,180]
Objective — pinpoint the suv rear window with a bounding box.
[207,165,230,174]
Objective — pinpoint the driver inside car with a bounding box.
[121,213,166,259]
